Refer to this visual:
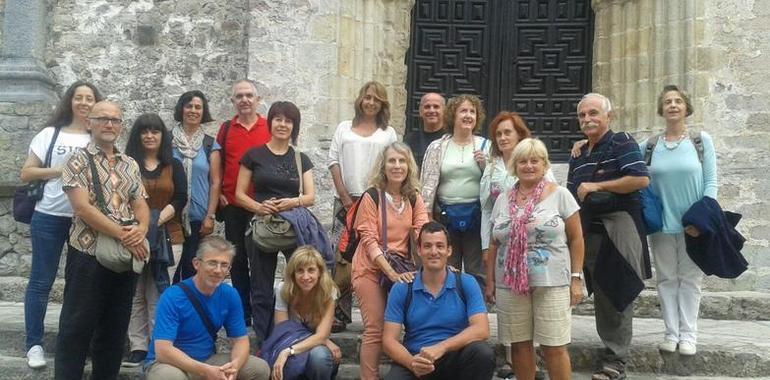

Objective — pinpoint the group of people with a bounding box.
[18,76,718,380]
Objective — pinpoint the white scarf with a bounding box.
[172,126,204,235]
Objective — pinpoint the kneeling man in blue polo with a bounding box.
[383,221,495,380]
[144,236,269,380]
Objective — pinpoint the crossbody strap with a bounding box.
[178,282,219,350]
[380,190,388,252]
[85,151,109,215]
[294,147,303,195]
[37,127,61,192]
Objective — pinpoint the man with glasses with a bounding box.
[144,236,270,379]
[216,79,270,328]
[55,101,151,379]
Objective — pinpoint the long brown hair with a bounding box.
[353,81,391,129]
[367,142,421,201]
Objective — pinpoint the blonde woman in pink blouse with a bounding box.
[351,142,430,380]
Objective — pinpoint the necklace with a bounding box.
[517,187,535,200]
[662,133,687,150]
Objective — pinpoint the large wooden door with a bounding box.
[405,0,594,162]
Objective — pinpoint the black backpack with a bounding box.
[202,134,215,162]
[644,131,704,165]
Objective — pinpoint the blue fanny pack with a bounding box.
[440,201,481,233]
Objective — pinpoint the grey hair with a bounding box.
[196,235,236,260]
[577,93,613,113]
[230,79,258,98]
[419,92,446,107]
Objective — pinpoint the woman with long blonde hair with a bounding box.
[352,141,429,379]
[269,246,340,379]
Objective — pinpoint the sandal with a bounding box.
[591,364,627,380]
[495,362,513,379]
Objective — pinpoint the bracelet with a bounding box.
[297,196,302,207]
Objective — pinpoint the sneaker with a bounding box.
[658,340,677,353]
[26,345,46,369]
[679,341,697,356]
[121,350,147,367]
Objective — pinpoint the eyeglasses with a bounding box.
[89,117,123,126]
[201,259,232,271]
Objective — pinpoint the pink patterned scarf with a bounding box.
[503,179,546,295]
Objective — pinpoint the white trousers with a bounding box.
[650,232,703,344]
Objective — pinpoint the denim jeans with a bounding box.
[173,220,202,283]
[54,247,137,380]
[303,345,339,380]
[25,211,71,350]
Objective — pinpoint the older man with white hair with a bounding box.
[567,93,651,380]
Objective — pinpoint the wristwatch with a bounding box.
[206,213,216,220]
[288,346,295,356]
[571,272,584,281]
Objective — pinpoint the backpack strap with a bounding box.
[178,282,219,352]
[644,133,663,166]
[202,134,215,162]
[403,271,466,332]
[689,130,704,163]
[217,120,232,166]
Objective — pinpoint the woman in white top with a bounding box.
[20,81,102,369]
[327,81,397,331]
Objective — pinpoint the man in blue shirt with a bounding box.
[144,236,269,380]
[382,221,494,380]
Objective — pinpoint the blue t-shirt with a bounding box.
[172,142,221,222]
[146,278,246,363]
[384,270,487,355]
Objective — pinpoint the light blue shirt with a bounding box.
[173,142,220,222]
[639,131,718,233]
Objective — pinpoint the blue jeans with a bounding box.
[25,211,71,350]
[304,345,339,380]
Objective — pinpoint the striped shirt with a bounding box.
[567,130,648,212]
[62,143,148,255]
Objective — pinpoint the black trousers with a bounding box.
[173,220,202,283]
[54,247,137,380]
[247,236,296,345]
[383,341,495,380]
[222,205,254,324]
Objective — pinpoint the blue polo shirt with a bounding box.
[145,278,246,364]
[384,269,487,354]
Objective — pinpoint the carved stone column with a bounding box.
[0,0,56,103]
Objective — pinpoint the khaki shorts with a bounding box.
[496,285,571,346]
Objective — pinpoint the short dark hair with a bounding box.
[657,84,694,117]
[125,113,174,167]
[48,81,104,128]
[267,101,301,145]
[174,90,214,124]
[417,221,450,246]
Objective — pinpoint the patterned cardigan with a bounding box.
[419,134,489,212]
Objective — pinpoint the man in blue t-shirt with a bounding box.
[382,222,494,380]
[144,236,269,380]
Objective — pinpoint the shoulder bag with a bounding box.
[250,148,302,252]
[377,190,417,292]
[260,320,313,380]
[86,151,148,274]
[178,282,219,354]
[13,128,61,224]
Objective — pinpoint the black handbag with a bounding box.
[13,128,61,224]
[583,191,622,215]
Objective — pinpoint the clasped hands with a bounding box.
[201,361,238,380]
[409,344,447,376]
[120,223,148,261]
[256,197,298,215]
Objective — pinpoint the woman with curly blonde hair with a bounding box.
[352,141,430,379]
[269,246,340,379]
[421,94,490,285]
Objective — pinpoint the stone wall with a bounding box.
[592,0,770,291]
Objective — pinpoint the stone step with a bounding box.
[0,355,767,380]
[2,302,769,377]
[2,276,768,321]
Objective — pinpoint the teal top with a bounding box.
[639,131,718,233]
